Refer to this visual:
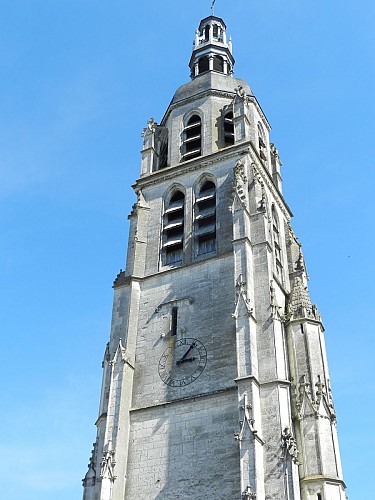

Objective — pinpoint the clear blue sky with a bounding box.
[0,1,373,498]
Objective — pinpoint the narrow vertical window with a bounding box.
[162,190,185,265]
[195,180,216,256]
[224,111,234,146]
[158,128,168,170]
[272,206,283,282]
[258,122,267,162]
[204,25,210,41]
[171,307,178,336]
[183,114,202,160]
[317,495,322,500]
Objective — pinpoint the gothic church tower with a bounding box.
[83,16,346,500]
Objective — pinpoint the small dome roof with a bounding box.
[171,72,253,106]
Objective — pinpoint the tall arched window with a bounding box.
[272,206,283,282]
[213,56,224,72]
[224,111,234,146]
[258,122,267,162]
[162,190,185,265]
[194,180,216,256]
[198,56,209,74]
[183,114,202,161]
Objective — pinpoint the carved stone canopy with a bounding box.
[232,274,253,318]
[294,374,336,422]
[100,440,116,482]
[234,394,260,443]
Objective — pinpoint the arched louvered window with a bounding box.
[224,111,234,146]
[272,206,283,282]
[258,122,267,162]
[162,190,185,265]
[183,114,202,161]
[195,180,216,256]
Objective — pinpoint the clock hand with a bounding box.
[176,341,196,366]
[177,356,196,364]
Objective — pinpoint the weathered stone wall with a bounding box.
[126,391,240,498]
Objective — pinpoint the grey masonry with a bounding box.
[82,15,346,500]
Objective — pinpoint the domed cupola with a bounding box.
[189,16,235,79]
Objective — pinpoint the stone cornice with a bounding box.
[300,476,346,490]
[134,145,249,190]
[168,89,237,112]
[130,385,237,413]
[234,375,260,387]
[286,316,325,332]
[157,250,233,276]
[259,379,291,388]
[113,272,143,289]
[231,236,253,248]
[116,251,233,284]
[251,239,273,253]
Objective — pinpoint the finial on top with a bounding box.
[189,15,234,79]
[211,0,216,16]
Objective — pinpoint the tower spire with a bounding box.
[189,15,234,79]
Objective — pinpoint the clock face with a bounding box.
[158,338,207,387]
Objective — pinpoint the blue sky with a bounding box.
[0,1,373,498]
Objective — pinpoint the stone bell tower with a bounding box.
[82,15,346,500]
